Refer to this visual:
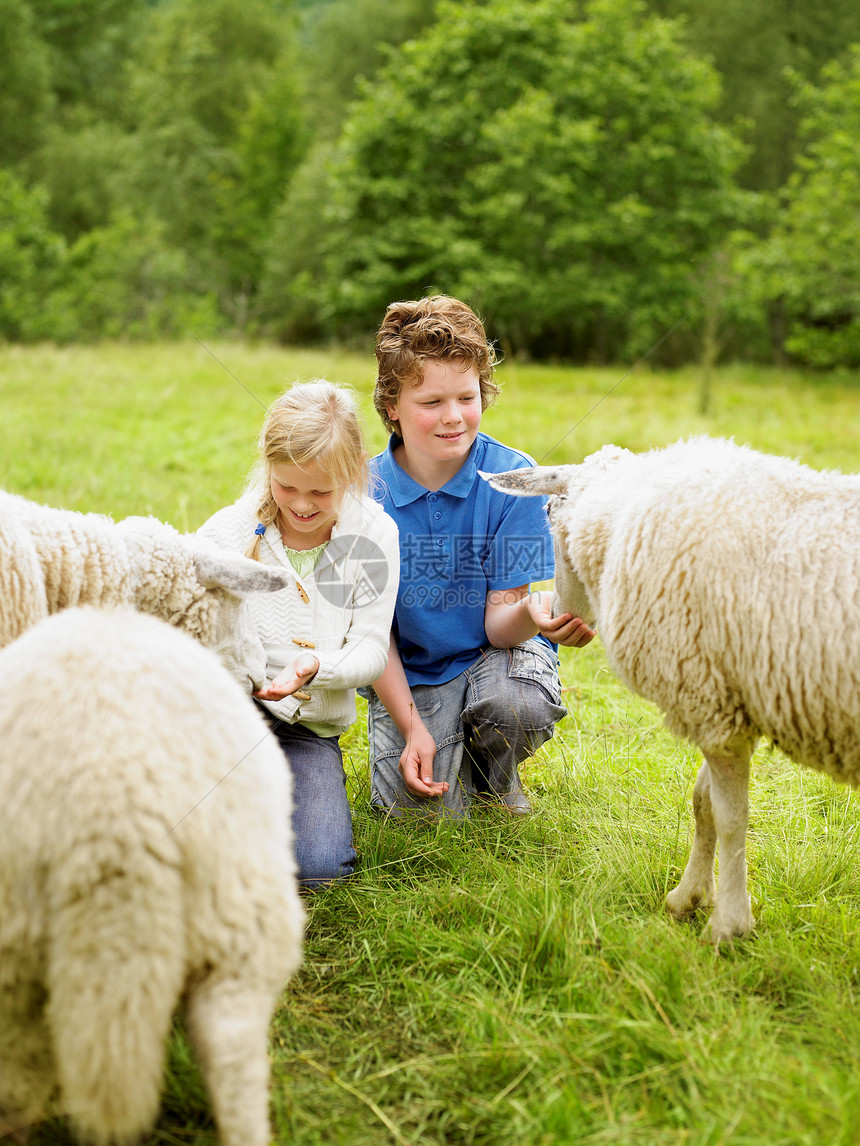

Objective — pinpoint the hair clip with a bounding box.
[254,522,266,536]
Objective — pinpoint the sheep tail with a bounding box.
[46,858,186,1146]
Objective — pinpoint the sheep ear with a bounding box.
[192,547,293,595]
[479,467,571,497]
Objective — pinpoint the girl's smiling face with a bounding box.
[270,458,340,548]
[386,359,482,480]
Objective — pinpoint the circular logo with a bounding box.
[314,534,390,608]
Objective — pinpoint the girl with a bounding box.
[199,380,399,887]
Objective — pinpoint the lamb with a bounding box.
[0,606,304,1145]
[485,436,860,944]
[0,489,294,690]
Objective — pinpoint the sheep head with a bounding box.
[480,465,596,627]
[116,517,293,692]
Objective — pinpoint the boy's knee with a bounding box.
[465,686,565,737]
[469,713,557,760]
[465,642,566,732]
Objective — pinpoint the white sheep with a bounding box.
[0,606,304,1145]
[0,489,294,690]
[486,436,860,944]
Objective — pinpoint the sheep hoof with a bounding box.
[666,880,715,918]
[701,903,755,947]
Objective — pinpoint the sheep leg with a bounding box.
[0,982,54,1137]
[666,760,718,917]
[700,749,755,944]
[47,877,185,1145]
[185,978,275,1146]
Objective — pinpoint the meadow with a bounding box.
[2,340,860,1145]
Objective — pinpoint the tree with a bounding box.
[26,0,148,111]
[297,0,438,140]
[304,0,748,359]
[0,170,67,340]
[123,0,306,324]
[647,0,860,191]
[49,211,215,341]
[0,0,53,166]
[755,48,860,368]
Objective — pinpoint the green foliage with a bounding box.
[122,0,306,323]
[303,0,748,359]
[755,48,860,369]
[297,0,438,140]
[209,54,309,323]
[49,211,220,342]
[0,0,54,165]
[257,141,339,342]
[128,0,289,146]
[124,0,288,239]
[27,0,147,108]
[25,119,137,239]
[0,169,66,340]
[650,0,860,192]
[0,0,857,355]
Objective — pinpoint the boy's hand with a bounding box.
[253,654,320,700]
[399,725,448,798]
[527,592,596,648]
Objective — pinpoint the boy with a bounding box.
[365,295,595,817]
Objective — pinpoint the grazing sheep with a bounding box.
[485,436,860,944]
[0,490,294,689]
[0,606,304,1145]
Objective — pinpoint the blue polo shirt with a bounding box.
[369,432,555,687]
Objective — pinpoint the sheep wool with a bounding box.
[0,489,296,690]
[486,436,860,944]
[0,607,304,1146]
[0,510,48,644]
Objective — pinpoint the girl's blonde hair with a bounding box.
[244,379,368,559]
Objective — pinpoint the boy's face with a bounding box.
[386,359,482,466]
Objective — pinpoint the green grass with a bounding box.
[3,342,860,1145]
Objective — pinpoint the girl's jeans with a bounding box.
[366,639,566,818]
[257,709,356,888]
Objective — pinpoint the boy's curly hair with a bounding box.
[374,295,501,435]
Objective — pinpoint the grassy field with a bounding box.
[2,341,860,1144]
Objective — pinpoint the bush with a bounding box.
[289,0,749,360]
[757,47,860,369]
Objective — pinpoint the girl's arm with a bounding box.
[484,587,595,648]
[371,634,448,798]
[306,514,402,692]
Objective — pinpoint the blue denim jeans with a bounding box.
[258,708,356,888]
[366,640,566,818]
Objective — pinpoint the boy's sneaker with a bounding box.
[499,789,532,815]
[475,789,532,815]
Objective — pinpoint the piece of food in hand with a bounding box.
[292,651,319,700]
[294,652,319,676]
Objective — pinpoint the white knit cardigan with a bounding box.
[198,489,399,733]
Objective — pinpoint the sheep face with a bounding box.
[482,466,596,627]
[118,518,293,692]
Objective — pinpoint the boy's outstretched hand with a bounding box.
[527,592,596,648]
[399,723,449,798]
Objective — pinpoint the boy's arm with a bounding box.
[370,633,450,798]
[484,587,595,648]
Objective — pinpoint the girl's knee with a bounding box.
[297,857,355,890]
[295,835,356,889]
